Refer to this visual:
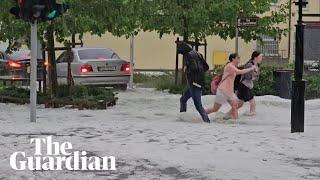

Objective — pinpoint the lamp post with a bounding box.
[291,0,308,133]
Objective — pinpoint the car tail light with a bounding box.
[80,64,93,73]
[8,60,22,68]
[121,63,130,73]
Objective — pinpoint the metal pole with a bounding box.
[30,21,37,123]
[288,0,292,59]
[235,16,239,54]
[129,35,134,89]
[291,0,306,133]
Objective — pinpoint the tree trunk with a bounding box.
[71,33,76,48]
[46,22,57,97]
[181,21,188,86]
[66,43,74,88]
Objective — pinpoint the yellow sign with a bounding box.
[212,51,228,66]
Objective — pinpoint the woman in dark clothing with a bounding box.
[237,51,263,116]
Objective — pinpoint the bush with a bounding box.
[134,66,320,100]
[254,65,320,99]
[0,85,117,109]
[253,65,277,96]
[305,73,320,100]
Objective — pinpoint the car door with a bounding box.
[56,51,68,77]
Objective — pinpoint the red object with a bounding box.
[18,0,24,4]
[211,74,223,95]
[8,60,22,68]
[121,63,130,73]
[80,64,93,73]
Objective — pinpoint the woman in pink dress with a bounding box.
[206,53,257,120]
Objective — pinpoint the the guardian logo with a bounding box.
[10,136,116,171]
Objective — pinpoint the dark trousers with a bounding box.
[180,85,210,122]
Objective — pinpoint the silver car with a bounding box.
[56,48,131,89]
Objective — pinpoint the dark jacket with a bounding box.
[177,42,209,87]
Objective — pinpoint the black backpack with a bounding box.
[187,51,209,73]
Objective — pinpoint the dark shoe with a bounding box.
[180,100,187,112]
[203,118,210,123]
[203,120,210,123]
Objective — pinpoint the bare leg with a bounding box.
[248,98,256,115]
[225,100,244,117]
[206,103,222,114]
[229,100,239,119]
[238,100,245,109]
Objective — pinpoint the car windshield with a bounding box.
[78,49,120,60]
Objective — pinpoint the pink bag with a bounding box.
[210,74,222,95]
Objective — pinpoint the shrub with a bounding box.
[134,66,320,100]
[0,85,116,109]
[253,65,277,96]
[305,73,320,100]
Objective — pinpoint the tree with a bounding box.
[1,0,142,95]
[140,0,289,84]
[140,0,288,42]
[0,1,29,52]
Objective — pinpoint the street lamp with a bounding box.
[291,0,308,133]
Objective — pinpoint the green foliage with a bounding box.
[0,85,116,108]
[253,65,277,96]
[1,0,142,51]
[304,73,320,100]
[135,67,320,100]
[0,1,29,52]
[0,67,9,76]
[55,85,115,102]
[0,86,48,101]
[141,0,288,41]
[1,0,289,51]
[134,72,175,88]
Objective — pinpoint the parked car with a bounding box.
[308,60,320,71]
[3,51,44,80]
[56,48,131,89]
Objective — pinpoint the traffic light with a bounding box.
[9,0,69,23]
[9,0,24,19]
[46,2,69,20]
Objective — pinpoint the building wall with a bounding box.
[289,0,320,61]
[82,31,258,70]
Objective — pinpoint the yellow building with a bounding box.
[78,0,320,70]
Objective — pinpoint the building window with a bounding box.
[256,35,279,57]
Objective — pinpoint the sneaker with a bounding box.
[244,111,256,116]
[180,100,187,112]
[202,116,211,123]
[203,119,210,123]
[223,113,232,120]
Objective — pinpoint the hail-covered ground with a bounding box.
[0,88,319,180]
